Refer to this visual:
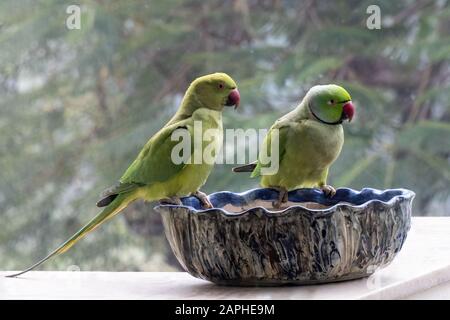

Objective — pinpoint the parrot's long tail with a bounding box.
[6,192,137,278]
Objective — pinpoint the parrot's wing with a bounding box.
[120,119,194,185]
[96,181,145,207]
[251,122,290,178]
[96,120,193,207]
[100,181,145,198]
[232,161,257,173]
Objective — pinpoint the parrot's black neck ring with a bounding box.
[309,105,343,125]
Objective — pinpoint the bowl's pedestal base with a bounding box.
[202,273,372,287]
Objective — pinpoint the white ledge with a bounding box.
[2,217,450,300]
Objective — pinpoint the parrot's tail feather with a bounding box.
[232,163,257,173]
[6,192,136,278]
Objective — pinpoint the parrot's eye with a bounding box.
[328,99,335,105]
[218,83,224,89]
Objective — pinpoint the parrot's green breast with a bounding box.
[261,120,344,190]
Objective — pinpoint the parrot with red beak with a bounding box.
[233,84,354,208]
[8,72,240,277]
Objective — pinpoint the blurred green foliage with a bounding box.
[1,0,449,271]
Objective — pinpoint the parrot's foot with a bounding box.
[159,197,182,205]
[191,191,213,209]
[321,185,336,197]
[272,187,289,209]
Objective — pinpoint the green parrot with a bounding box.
[8,72,240,277]
[233,84,354,207]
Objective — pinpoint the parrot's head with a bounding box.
[305,84,355,124]
[190,72,240,111]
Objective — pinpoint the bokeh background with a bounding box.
[1,0,449,271]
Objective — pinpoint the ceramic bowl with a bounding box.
[155,188,415,286]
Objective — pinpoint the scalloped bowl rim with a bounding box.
[155,187,415,217]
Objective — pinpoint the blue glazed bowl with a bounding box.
[155,188,415,286]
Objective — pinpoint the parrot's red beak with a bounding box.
[342,101,355,122]
[226,89,240,109]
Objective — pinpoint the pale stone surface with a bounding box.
[1,217,450,300]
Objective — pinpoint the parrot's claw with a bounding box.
[159,197,182,205]
[191,191,213,209]
[321,185,336,198]
[272,187,289,209]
